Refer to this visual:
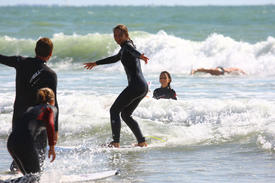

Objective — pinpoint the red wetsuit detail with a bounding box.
[37,106,55,146]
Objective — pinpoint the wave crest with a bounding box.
[1,31,275,75]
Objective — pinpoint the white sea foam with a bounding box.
[134,32,275,76]
[22,91,270,147]
[1,32,275,75]
[1,89,275,147]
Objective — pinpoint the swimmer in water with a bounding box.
[153,71,177,100]
[84,24,149,148]
[191,67,246,75]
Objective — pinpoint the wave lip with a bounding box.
[1,32,275,75]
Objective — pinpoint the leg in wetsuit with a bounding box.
[7,133,40,183]
[6,103,57,183]
[10,128,47,173]
[110,85,147,143]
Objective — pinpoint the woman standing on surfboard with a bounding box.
[84,24,149,148]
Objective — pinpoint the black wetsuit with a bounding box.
[7,104,56,181]
[0,55,59,130]
[0,55,59,171]
[153,87,177,100]
[96,40,148,143]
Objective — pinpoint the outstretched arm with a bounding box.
[191,68,223,76]
[124,44,149,64]
[0,55,21,68]
[84,53,121,70]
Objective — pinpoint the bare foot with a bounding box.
[108,142,120,148]
[135,142,148,147]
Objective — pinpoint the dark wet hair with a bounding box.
[35,37,53,57]
[160,71,172,88]
[37,88,55,104]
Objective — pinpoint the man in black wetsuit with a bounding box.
[0,37,59,171]
[84,24,148,148]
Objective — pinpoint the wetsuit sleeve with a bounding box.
[37,107,56,146]
[124,43,141,58]
[153,89,159,99]
[171,89,177,100]
[0,55,22,68]
[96,53,120,65]
[48,72,59,132]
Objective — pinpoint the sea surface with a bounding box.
[1,5,275,183]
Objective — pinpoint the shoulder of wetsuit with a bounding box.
[41,66,57,81]
[153,88,162,93]
[13,56,27,68]
[47,104,57,113]
[153,88,161,98]
[17,57,41,69]
[170,88,176,93]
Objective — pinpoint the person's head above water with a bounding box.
[35,37,53,62]
[159,71,172,88]
[37,88,55,106]
[113,24,130,45]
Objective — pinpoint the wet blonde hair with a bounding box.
[113,24,129,38]
[37,88,55,104]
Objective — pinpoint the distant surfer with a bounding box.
[7,88,57,182]
[0,38,59,172]
[191,67,246,75]
[84,24,149,148]
[153,71,177,100]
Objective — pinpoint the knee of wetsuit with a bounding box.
[120,111,130,122]
[110,105,118,115]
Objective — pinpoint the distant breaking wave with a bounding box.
[0,31,275,75]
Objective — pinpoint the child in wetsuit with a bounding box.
[7,88,57,181]
[84,24,149,148]
[153,71,177,100]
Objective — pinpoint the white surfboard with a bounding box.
[1,170,119,183]
[0,171,21,181]
[60,169,120,183]
[0,173,35,183]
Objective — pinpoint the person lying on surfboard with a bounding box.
[153,71,177,100]
[84,24,149,148]
[191,67,246,75]
[7,88,57,181]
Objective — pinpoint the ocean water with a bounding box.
[1,5,275,183]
